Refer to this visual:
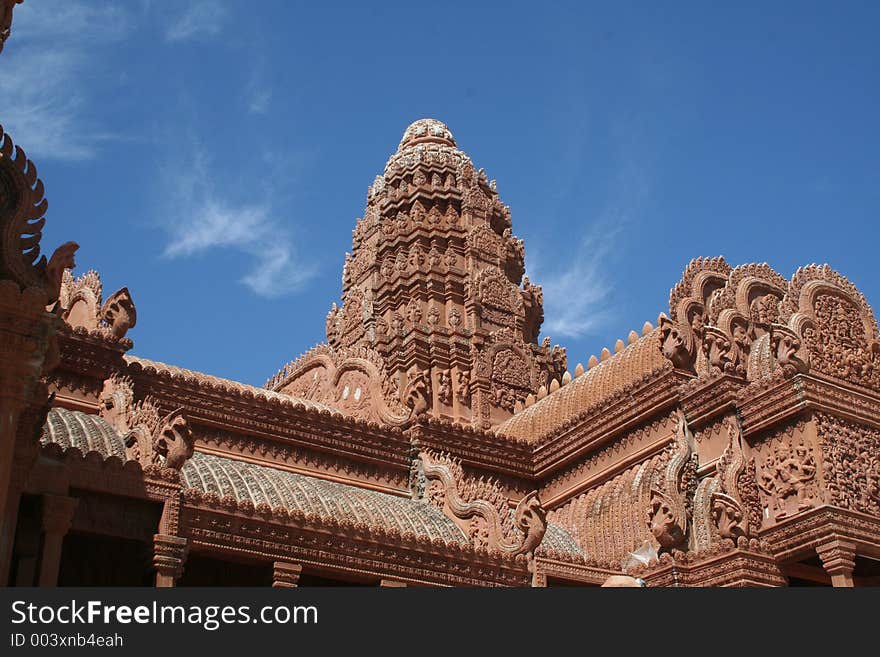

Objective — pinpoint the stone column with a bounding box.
[0,282,56,544]
[272,561,302,588]
[153,534,188,587]
[0,486,22,586]
[37,494,78,587]
[816,539,857,587]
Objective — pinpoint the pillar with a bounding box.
[0,283,57,536]
[37,494,78,587]
[153,534,188,587]
[816,539,857,587]
[272,561,302,588]
[0,486,22,585]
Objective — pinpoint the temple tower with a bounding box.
[268,119,565,428]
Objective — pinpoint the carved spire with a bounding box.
[270,119,566,429]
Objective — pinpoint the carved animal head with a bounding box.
[513,491,547,556]
[647,488,686,549]
[702,326,735,375]
[123,427,150,466]
[101,287,137,339]
[152,409,194,471]
[711,493,747,540]
[45,241,79,303]
[659,317,696,372]
[98,374,134,434]
[770,324,808,377]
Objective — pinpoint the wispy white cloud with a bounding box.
[530,146,650,340]
[165,1,228,43]
[159,144,314,298]
[528,224,617,340]
[248,89,272,115]
[0,1,130,160]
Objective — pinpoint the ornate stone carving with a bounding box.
[754,423,819,522]
[702,326,744,377]
[402,367,431,417]
[1,124,83,309]
[59,268,137,341]
[100,287,137,339]
[153,534,188,586]
[153,408,193,471]
[781,264,880,389]
[98,372,135,434]
[695,418,761,545]
[269,119,564,428]
[455,369,471,404]
[416,450,546,556]
[815,412,880,517]
[97,372,194,474]
[272,561,302,588]
[659,316,697,372]
[646,412,697,552]
[45,243,79,304]
[437,370,452,406]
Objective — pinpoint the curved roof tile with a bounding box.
[496,329,670,442]
[41,407,127,459]
[181,452,469,545]
[125,355,338,414]
[538,523,585,559]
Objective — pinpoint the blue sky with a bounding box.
[2,1,877,387]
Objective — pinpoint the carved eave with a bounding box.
[179,498,531,587]
[737,373,880,437]
[58,323,132,365]
[679,374,748,430]
[48,325,132,412]
[635,544,786,587]
[407,417,534,479]
[759,505,880,564]
[35,441,181,503]
[126,358,413,489]
[531,369,690,477]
